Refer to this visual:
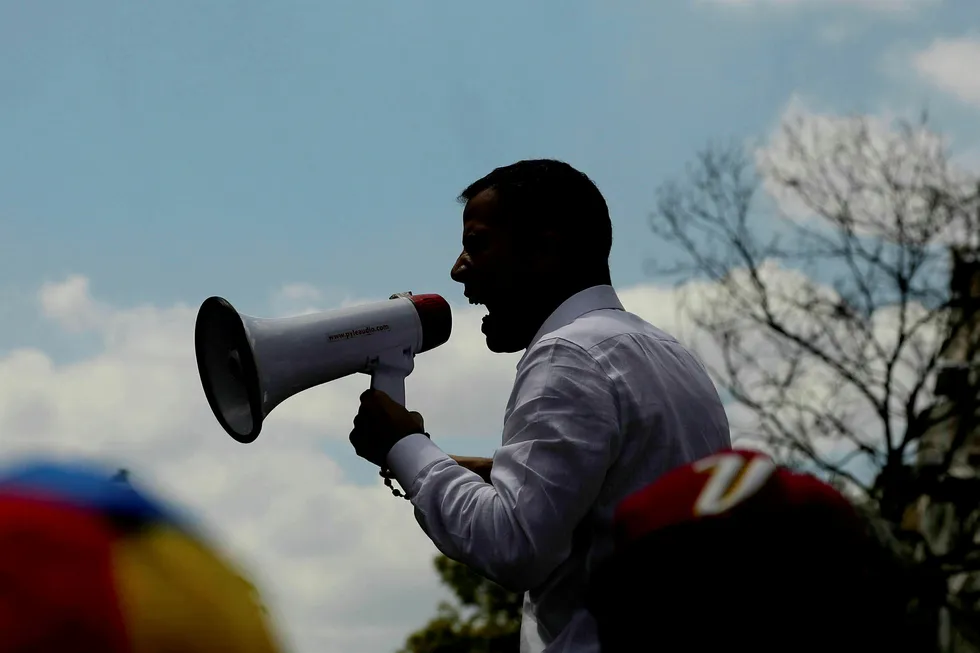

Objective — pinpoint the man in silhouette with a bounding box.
[349,159,731,653]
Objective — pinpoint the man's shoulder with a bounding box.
[525,310,712,389]
[533,309,680,356]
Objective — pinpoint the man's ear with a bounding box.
[537,228,564,260]
[516,226,564,275]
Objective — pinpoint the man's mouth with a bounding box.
[468,297,494,328]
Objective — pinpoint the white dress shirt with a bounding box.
[386,285,731,653]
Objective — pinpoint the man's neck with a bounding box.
[547,272,611,312]
[523,276,611,348]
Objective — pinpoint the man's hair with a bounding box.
[458,159,613,275]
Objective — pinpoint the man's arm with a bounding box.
[385,338,621,593]
[449,456,493,483]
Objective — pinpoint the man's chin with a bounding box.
[481,315,526,354]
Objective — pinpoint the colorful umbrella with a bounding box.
[0,459,286,653]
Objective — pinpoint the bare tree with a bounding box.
[648,111,980,651]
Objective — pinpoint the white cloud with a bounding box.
[913,35,980,109]
[39,274,106,332]
[268,283,361,318]
[675,95,975,469]
[278,283,323,303]
[754,95,978,246]
[681,260,942,419]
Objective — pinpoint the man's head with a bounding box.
[451,159,613,353]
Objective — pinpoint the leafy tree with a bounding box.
[647,110,980,651]
[398,555,522,653]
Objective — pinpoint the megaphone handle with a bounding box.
[371,369,407,406]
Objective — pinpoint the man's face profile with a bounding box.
[451,188,542,354]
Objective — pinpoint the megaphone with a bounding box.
[195,291,452,444]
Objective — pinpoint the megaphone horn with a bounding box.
[195,292,452,444]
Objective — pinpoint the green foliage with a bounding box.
[398,555,523,653]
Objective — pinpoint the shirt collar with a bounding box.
[517,284,625,368]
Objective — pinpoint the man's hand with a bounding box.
[450,455,493,484]
[349,389,426,468]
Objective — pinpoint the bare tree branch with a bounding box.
[649,111,980,648]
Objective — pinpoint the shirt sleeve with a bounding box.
[384,337,622,593]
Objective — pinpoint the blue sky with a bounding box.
[3,0,978,363]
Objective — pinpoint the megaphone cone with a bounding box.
[195,297,264,443]
[195,293,452,444]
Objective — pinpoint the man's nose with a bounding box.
[450,252,469,283]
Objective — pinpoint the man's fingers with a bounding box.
[352,413,375,433]
[410,411,424,429]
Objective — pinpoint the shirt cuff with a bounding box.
[385,433,451,493]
